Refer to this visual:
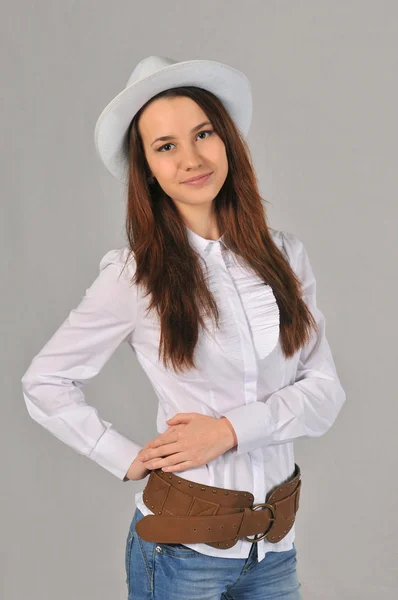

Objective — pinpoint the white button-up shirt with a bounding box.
[21,226,346,561]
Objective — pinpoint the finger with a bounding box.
[167,413,193,425]
[150,427,179,448]
[163,460,193,473]
[146,433,171,449]
[148,431,179,448]
[141,441,180,462]
[144,451,189,471]
[145,434,170,449]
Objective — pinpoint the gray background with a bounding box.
[3,1,397,598]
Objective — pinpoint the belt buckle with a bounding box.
[243,502,276,543]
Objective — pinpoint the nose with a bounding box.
[180,142,203,169]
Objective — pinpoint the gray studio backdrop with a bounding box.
[3,1,397,599]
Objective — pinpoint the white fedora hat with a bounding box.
[94,55,253,184]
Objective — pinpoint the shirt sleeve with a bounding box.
[21,248,143,481]
[221,231,347,456]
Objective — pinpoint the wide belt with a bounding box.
[135,463,301,549]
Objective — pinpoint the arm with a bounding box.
[21,248,142,480]
[220,416,238,448]
[220,232,346,456]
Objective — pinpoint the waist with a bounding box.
[135,462,301,549]
[146,446,295,495]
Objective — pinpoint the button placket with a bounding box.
[210,244,266,534]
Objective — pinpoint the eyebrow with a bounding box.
[150,121,213,147]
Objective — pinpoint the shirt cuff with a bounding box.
[221,402,273,456]
[89,426,143,480]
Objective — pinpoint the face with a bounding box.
[138,96,228,213]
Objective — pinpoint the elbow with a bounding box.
[21,369,34,402]
[303,380,347,439]
[21,370,54,425]
[332,381,346,422]
[21,371,34,393]
[21,366,38,394]
[317,382,347,437]
[21,372,41,423]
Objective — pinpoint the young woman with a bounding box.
[21,55,346,599]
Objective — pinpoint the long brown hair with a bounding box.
[122,86,317,374]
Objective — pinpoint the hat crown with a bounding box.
[126,55,177,88]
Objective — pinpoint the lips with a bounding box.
[182,172,213,184]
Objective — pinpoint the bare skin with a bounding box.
[125,415,237,481]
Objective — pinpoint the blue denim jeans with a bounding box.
[125,507,303,599]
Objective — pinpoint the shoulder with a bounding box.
[269,228,314,283]
[81,247,138,310]
[269,228,304,266]
[98,246,137,282]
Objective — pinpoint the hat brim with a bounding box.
[94,59,252,184]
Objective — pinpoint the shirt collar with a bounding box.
[185,225,228,256]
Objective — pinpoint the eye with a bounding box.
[197,130,213,140]
[157,129,214,152]
[157,143,174,153]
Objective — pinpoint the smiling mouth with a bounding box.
[182,172,213,185]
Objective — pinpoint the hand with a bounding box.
[138,413,237,474]
[123,441,156,481]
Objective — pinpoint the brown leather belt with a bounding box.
[135,463,301,549]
